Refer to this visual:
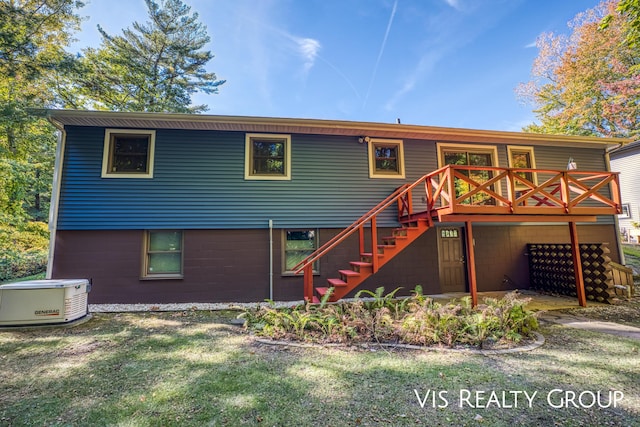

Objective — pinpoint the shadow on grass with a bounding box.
[0,312,638,426]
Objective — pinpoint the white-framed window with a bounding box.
[142,230,184,279]
[245,133,292,180]
[620,203,631,219]
[282,229,318,275]
[368,138,405,179]
[102,129,156,178]
[507,146,537,189]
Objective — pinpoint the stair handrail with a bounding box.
[293,164,452,275]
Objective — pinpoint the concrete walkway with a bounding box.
[538,311,640,340]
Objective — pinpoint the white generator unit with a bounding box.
[0,279,90,326]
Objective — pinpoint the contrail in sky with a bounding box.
[362,0,398,111]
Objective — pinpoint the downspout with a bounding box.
[605,144,625,265]
[269,219,274,300]
[46,121,66,279]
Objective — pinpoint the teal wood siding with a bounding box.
[57,126,612,230]
[57,127,436,230]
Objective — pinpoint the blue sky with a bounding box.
[70,0,602,131]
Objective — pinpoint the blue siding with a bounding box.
[57,126,612,230]
[58,127,433,230]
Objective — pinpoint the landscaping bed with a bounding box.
[240,287,540,350]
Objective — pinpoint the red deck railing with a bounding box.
[397,165,621,218]
[294,165,621,301]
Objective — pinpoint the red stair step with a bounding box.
[339,269,360,279]
[383,234,408,240]
[327,278,348,287]
[349,261,372,271]
[360,252,384,258]
[316,287,330,297]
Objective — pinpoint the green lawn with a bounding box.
[0,310,638,426]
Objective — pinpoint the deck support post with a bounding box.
[569,221,587,307]
[465,221,478,307]
[371,216,378,273]
[304,264,313,302]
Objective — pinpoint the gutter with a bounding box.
[45,116,66,279]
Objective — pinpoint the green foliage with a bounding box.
[241,288,539,348]
[601,0,640,47]
[0,221,49,282]
[75,0,225,113]
[518,0,640,138]
[0,1,81,224]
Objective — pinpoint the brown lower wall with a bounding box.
[51,224,620,304]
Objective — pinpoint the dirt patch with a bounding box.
[57,340,105,357]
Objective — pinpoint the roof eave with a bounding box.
[46,109,631,148]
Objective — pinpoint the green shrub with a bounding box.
[0,222,49,282]
[241,287,539,348]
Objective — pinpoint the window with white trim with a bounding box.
[368,138,405,178]
[282,229,318,275]
[245,133,291,180]
[102,129,155,178]
[507,146,537,189]
[142,230,183,279]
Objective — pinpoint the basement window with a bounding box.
[368,139,405,179]
[102,129,155,178]
[142,230,183,279]
[282,229,318,275]
[245,133,291,180]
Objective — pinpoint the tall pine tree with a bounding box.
[77,0,225,113]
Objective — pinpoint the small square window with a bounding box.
[368,139,405,179]
[283,229,318,275]
[142,230,183,279]
[620,203,631,219]
[102,129,155,178]
[245,133,291,180]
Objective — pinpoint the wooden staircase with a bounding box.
[314,219,431,302]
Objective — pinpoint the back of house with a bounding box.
[46,110,625,304]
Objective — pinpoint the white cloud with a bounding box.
[524,41,537,48]
[293,37,321,73]
[385,51,440,112]
[444,0,463,11]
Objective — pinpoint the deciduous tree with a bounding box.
[0,0,84,222]
[517,0,640,138]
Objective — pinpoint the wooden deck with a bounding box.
[295,165,622,307]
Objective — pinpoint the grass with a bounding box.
[1,309,639,426]
[622,244,640,259]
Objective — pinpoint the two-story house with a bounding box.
[46,110,625,305]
